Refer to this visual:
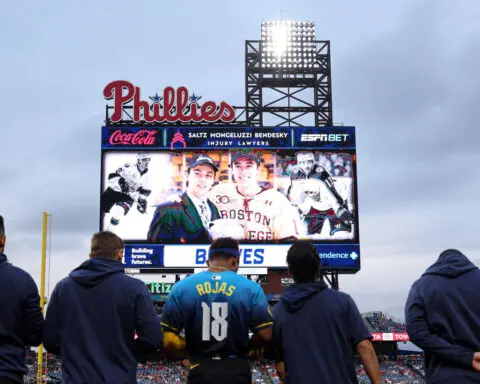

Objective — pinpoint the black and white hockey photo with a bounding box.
[101,152,174,240]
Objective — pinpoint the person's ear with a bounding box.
[206,259,211,268]
[287,264,293,277]
[232,257,239,272]
[115,249,123,261]
[0,235,6,250]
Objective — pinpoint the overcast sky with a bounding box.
[1,0,480,320]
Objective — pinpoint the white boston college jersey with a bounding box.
[209,183,305,241]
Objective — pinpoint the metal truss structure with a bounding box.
[245,40,333,127]
[321,270,339,291]
[104,40,333,128]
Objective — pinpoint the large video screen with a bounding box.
[100,126,360,271]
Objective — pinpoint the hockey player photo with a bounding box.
[100,152,180,240]
[288,151,356,240]
[101,153,153,231]
[209,151,305,241]
[297,178,353,240]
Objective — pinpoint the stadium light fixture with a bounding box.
[261,20,317,69]
[270,22,289,58]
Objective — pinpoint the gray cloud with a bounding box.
[331,1,480,219]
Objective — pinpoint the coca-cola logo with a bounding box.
[109,129,158,146]
[104,80,236,123]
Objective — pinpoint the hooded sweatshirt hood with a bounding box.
[69,257,124,288]
[281,281,327,313]
[0,252,8,267]
[422,249,477,278]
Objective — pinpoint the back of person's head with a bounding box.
[439,249,462,258]
[89,231,124,260]
[207,237,240,271]
[0,215,5,251]
[286,240,320,283]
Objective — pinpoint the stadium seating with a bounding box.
[356,356,425,384]
[23,311,420,383]
[24,352,425,383]
[363,311,407,333]
[136,361,186,383]
[399,354,425,378]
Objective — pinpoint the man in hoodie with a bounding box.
[43,231,163,384]
[271,240,380,384]
[405,249,480,383]
[0,215,44,384]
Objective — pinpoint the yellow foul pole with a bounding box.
[37,212,49,384]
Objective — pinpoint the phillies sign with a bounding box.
[104,80,236,123]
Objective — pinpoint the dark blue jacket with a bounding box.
[0,253,44,383]
[43,257,163,384]
[405,250,480,383]
[272,281,371,384]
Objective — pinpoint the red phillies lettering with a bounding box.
[109,130,158,146]
[104,80,135,122]
[104,81,236,123]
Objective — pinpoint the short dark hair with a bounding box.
[209,237,240,260]
[286,240,320,283]
[90,231,124,259]
[0,215,4,236]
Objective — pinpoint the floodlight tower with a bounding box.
[245,21,332,127]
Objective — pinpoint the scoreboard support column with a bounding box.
[321,270,339,290]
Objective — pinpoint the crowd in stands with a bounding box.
[24,353,425,383]
[356,356,425,384]
[23,311,425,383]
[364,311,407,333]
[136,361,187,383]
[399,355,425,378]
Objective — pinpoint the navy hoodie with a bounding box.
[43,257,163,384]
[272,281,372,384]
[0,253,44,383]
[405,249,480,383]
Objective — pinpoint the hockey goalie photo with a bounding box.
[286,151,356,241]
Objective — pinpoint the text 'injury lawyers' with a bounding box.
[188,131,289,147]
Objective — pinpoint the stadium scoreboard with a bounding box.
[100,125,360,272]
